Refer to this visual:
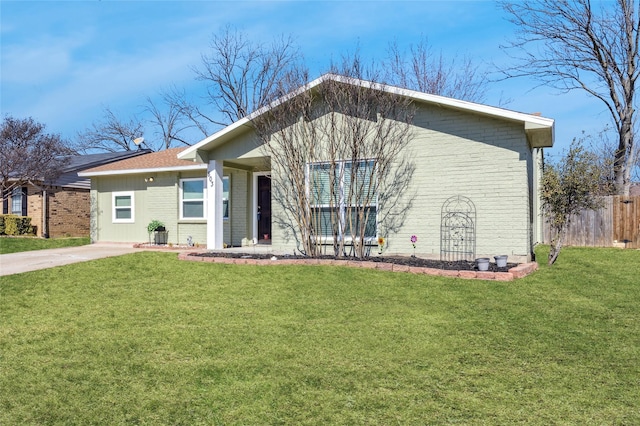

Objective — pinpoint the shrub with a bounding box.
[541,142,609,265]
[0,215,35,236]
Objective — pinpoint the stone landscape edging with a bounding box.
[177,252,538,281]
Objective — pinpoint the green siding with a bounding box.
[94,172,198,244]
[95,175,148,243]
[268,102,538,262]
[93,168,247,246]
[398,105,533,261]
[222,168,249,246]
[177,223,206,247]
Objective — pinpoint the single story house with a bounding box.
[2,150,149,237]
[81,74,554,262]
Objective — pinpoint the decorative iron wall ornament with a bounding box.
[440,195,476,262]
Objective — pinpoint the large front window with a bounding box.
[112,191,134,223]
[308,160,377,240]
[180,178,206,219]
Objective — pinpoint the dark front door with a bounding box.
[258,175,271,242]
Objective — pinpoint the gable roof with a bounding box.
[52,150,152,189]
[78,147,207,177]
[178,73,555,162]
[63,150,152,173]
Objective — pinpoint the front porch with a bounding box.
[205,157,272,250]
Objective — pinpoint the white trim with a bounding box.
[112,191,134,223]
[78,164,207,177]
[207,160,224,250]
[252,171,271,243]
[179,178,207,220]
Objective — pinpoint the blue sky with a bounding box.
[1,0,612,156]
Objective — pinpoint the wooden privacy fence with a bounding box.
[543,196,640,249]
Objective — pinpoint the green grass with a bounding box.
[1,246,639,424]
[0,236,90,254]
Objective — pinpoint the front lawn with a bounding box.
[1,246,638,424]
[0,236,90,254]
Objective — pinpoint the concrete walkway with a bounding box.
[0,243,140,276]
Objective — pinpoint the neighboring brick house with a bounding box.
[2,150,149,238]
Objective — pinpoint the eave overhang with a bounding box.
[178,74,555,162]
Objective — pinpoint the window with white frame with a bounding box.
[11,187,23,215]
[180,178,206,219]
[308,159,377,240]
[222,176,230,220]
[112,191,134,223]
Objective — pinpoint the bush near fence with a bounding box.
[0,215,36,236]
[542,196,640,248]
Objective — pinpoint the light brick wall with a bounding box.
[227,169,249,246]
[388,106,534,261]
[269,103,537,262]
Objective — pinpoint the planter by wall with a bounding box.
[494,255,508,268]
[476,257,490,271]
[154,229,168,245]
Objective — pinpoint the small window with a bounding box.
[113,192,134,223]
[180,178,206,219]
[11,187,23,215]
[223,176,230,220]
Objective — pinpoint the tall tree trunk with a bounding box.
[615,107,635,196]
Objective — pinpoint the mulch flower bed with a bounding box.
[191,251,518,272]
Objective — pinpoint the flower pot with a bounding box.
[476,258,490,271]
[494,255,508,268]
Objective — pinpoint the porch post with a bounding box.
[207,160,224,250]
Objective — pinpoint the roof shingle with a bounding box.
[80,147,203,175]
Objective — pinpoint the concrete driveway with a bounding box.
[0,243,140,276]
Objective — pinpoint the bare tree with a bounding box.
[74,28,302,153]
[1,116,73,196]
[501,0,639,195]
[385,36,489,103]
[145,91,196,150]
[159,86,213,140]
[75,107,146,153]
[587,125,640,182]
[253,73,415,258]
[193,26,303,128]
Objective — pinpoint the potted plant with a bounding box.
[147,219,165,233]
[147,219,167,245]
